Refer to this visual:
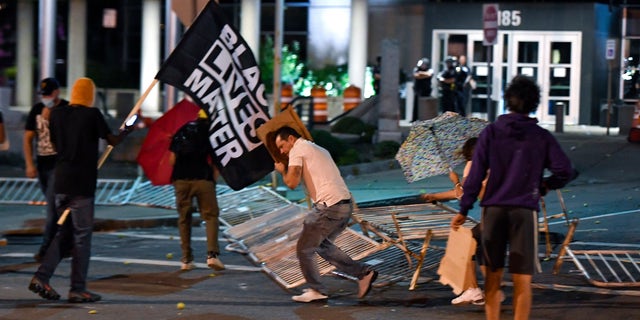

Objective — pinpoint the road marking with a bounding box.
[104,231,229,243]
[0,253,262,272]
[528,282,640,297]
[548,208,640,226]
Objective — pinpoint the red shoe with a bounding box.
[68,290,102,303]
[28,277,60,300]
[357,270,378,298]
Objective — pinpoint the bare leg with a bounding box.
[484,267,503,320]
[512,273,532,320]
[466,259,479,288]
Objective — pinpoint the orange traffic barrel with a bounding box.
[311,85,328,123]
[343,85,361,112]
[280,83,294,110]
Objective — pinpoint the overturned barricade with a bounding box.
[216,186,292,228]
[224,203,382,289]
[224,201,481,291]
[352,202,478,290]
[554,239,640,288]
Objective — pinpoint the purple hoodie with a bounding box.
[459,113,574,216]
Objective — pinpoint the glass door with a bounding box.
[468,31,511,118]
[433,30,581,124]
[544,34,581,125]
[512,32,581,124]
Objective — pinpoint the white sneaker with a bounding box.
[181,262,195,271]
[292,289,328,303]
[207,256,225,271]
[451,287,485,305]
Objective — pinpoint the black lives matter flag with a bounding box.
[155,1,273,190]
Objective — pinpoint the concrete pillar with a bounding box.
[140,0,161,117]
[348,0,367,95]
[164,0,179,111]
[241,0,261,62]
[67,0,87,89]
[38,0,57,80]
[307,1,349,69]
[376,39,402,143]
[16,1,34,106]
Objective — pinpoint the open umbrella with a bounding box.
[395,111,488,183]
[136,98,201,185]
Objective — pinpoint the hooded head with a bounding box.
[70,77,95,107]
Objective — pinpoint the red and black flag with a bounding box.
[155,1,273,190]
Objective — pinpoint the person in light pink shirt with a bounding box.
[273,126,377,303]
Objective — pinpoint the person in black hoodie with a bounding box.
[28,77,131,303]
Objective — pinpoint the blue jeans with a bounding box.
[296,200,370,295]
[35,194,95,292]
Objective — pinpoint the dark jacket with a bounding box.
[459,113,574,215]
[170,119,214,182]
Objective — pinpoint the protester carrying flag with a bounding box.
[28,77,134,303]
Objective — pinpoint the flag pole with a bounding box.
[270,0,284,190]
[97,79,160,169]
[58,79,160,226]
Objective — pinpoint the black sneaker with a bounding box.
[28,277,60,300]
[68,290,102,303]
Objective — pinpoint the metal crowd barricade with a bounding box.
[0,177,135,205]
[104,179,286,229]
[224,203,383,289]
[539,189,572,258]
[216,186,293,228]
[0,178,44,204]
[105,176,234,209]
[224,203,305,257]
[554,239,640,288]
[107,176,176,208]
[351,202,478,290]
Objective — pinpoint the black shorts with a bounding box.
[471,224,483,265]
[480,206,540,275]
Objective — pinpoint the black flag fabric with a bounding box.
[155,1,273,190]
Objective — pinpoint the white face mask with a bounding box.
[41,97,54,108]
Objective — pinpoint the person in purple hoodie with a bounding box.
[450,75,575,320]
